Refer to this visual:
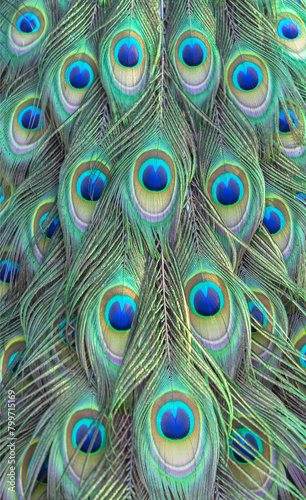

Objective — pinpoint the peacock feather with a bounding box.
[0,0,306,499]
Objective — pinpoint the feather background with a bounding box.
[0,0,306,499]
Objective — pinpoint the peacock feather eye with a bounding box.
[279,108,299,133]
[185,272,232,350]
[156,401,195,441]
[11,98,50,155]
[293,330,306,370]
[36,455,49,485]
[228,419,275,495]
[69,161,110,232]
[233,62,263,92]
[175,32,210,89]
[207,164,251,233]
[71,419,106,454]
[109,30,146,94]
[10,5,47,55]
[263,206,285,235]
[98,285,138,365]
[277,105,305,158]
[226,54,271,118]
[189,281,224,318]
[104,296,137,332]
[32,201,59,263]
[0,258,19,298]
[65,408,106,480]
[247,292,274,364]
[276,12,306,57]
[172,28,221,108]
[278,18,302,40]
[150,391,202,475]
[19,439,49,497]
[76,171,108,202]
[230,427,264,464]
[0,336,25,382]
[132,150,176,222]
[59,54,98,113]
[263,198,293,257]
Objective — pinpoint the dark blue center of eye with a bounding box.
[182,43,203,67]
[237,67,259,91]
[0,263,19,284]
[118,44,139,67]
[263,210,281,234]
[76,425,102,453]
[161,408,190,440]
[109,301,134,331]
[37,456,49,484]
[81,175,104,201]
[282,22,299,39]
[46,218,59,239]
[216,179,240,205]
[279,109,298,133]
[8,352,20,373]
[19,16,36,33]
[232,433,258,464]
[251,306,264,333]
[21,109,40,130]
[194,288,220,316]
[142,165,167,191]
[69,67,90,89]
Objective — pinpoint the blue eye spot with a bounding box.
[178,37,207,68]
[16,13,40,34]
[233,63,263,92]
[248,301,268,333]
[238,67,258,90]
[37,456,49,484]
[72,419,106,454]
[70,67,90,89]
[118,43,139,67]
[161,408,190,439]
[190,281,224,317]
[157,401,195,441]
[115,38,143,68]
[139,158,171,192]
[8,351,20,373]
[194,288,220,316]
[278,18,302,40]
[39,213,60,239]
[298,343,306,369]
[76,170,107,202]
[230,428,263,464]
[105,295,137,332]
[81,176,104,201]
[142,165,167,191]
[279,109,298,133]
[212,173,244,206]
[0,186,6,204]
[18,106,43,131]
[46,217,60,238]
[0,260,19,284]
[182,43,204,67]
[263,206,285,235]
[65,61,95,90]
